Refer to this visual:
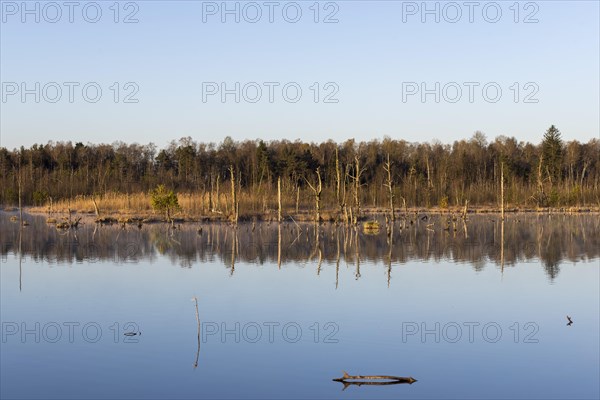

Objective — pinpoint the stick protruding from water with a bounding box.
[191,296,200,368]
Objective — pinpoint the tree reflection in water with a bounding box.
[1,212,598,283]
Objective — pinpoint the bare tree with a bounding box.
[383,154,395,222]
[305,167,322,223]
[229,165,238,223]
[277,176,282,223]
[348,156,366,224]
[500,161,505,220]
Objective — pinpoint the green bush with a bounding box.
[150,185,180,221]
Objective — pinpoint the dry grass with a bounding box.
[30,191,284,221]
[32,192,152,215]
[26,190,600,221]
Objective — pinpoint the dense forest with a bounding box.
[1,126,598,219]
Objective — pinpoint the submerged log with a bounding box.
[333,371,417,388]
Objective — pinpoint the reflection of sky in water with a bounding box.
[1,213,599,399]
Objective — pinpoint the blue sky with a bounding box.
[1,0,599,150]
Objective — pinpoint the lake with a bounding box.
[1,212,599,399]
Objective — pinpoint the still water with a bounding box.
[1,212,599,399]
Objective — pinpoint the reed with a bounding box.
[27,189,600,222]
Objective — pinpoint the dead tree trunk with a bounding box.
[580,162,588,189]
[342,164,350,224]
[348,156,365,224]
[383,154,395,222]
[209,174,214,212]
[215,174,220,212]
[461,199,469,220]
[335,147,345,220]
[229,165,238,223]
[92,196,100,216]
[537,155,544,195]
[17,169,22,225]
[277,176,282,223]
[425,157,433,208]
[500,161,505,220]
[305,167,322,223]
[295,184,300,214]
[354,156,361,222]
[335,148,341,203]
[236,173,241,221]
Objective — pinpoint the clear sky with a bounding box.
[1,0,599,150]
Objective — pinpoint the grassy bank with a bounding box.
[17,191,600,224]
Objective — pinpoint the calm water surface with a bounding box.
[1,212,599,399]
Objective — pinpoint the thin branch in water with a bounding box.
[191,296,200,368]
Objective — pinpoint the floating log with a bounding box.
[95,216,118,225]
[56,222,70,229]
[333,371,417,389]
[363,221,380,234]
[56,216,82,230]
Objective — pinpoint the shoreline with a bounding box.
[3,205,599,226]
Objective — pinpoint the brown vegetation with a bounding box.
[2,127,599,221]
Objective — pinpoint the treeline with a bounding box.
[1,126,598,215]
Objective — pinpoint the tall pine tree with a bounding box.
[542,125,563,184]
